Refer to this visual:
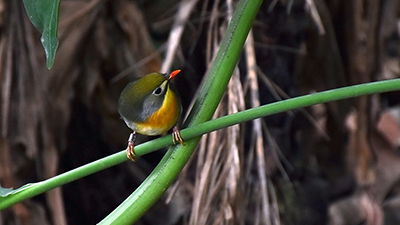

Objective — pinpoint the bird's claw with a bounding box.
[172,127,184,145]
[126,132,137,161]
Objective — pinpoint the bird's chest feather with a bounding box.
[132,88,180,135]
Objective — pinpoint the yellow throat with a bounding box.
[130,85,181,136]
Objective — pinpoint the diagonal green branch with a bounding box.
[99,0,264,223]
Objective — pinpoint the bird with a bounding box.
[118,70,184,161]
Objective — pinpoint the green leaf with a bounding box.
[23,0,60,69]
[0,183,35,197]
[0,186,14,197]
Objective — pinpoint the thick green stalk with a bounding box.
[99,0,264,224]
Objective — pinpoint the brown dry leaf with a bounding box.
[329,120,400,225]
[377,108,400,148]
[346,108,377,187]
[114,0,161,74]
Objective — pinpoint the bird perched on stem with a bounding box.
[118,70,184,161]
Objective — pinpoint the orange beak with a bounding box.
[168,69,181,80]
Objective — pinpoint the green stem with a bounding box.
[1,79,400,210]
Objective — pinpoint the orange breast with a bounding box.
[134,86,180,135]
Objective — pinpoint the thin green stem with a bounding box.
[1,79,400,211]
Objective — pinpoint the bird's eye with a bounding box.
[153,87,163,95]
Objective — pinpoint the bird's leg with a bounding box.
[126,131,137,161]
[172,126,184,145]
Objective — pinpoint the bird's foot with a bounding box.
[172,127,184,145]
[126,132,137,161]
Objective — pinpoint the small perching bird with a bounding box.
[118,70,184,160]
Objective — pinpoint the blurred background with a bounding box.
[1,0,400,224]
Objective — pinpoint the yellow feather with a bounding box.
[134,86,180,135]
